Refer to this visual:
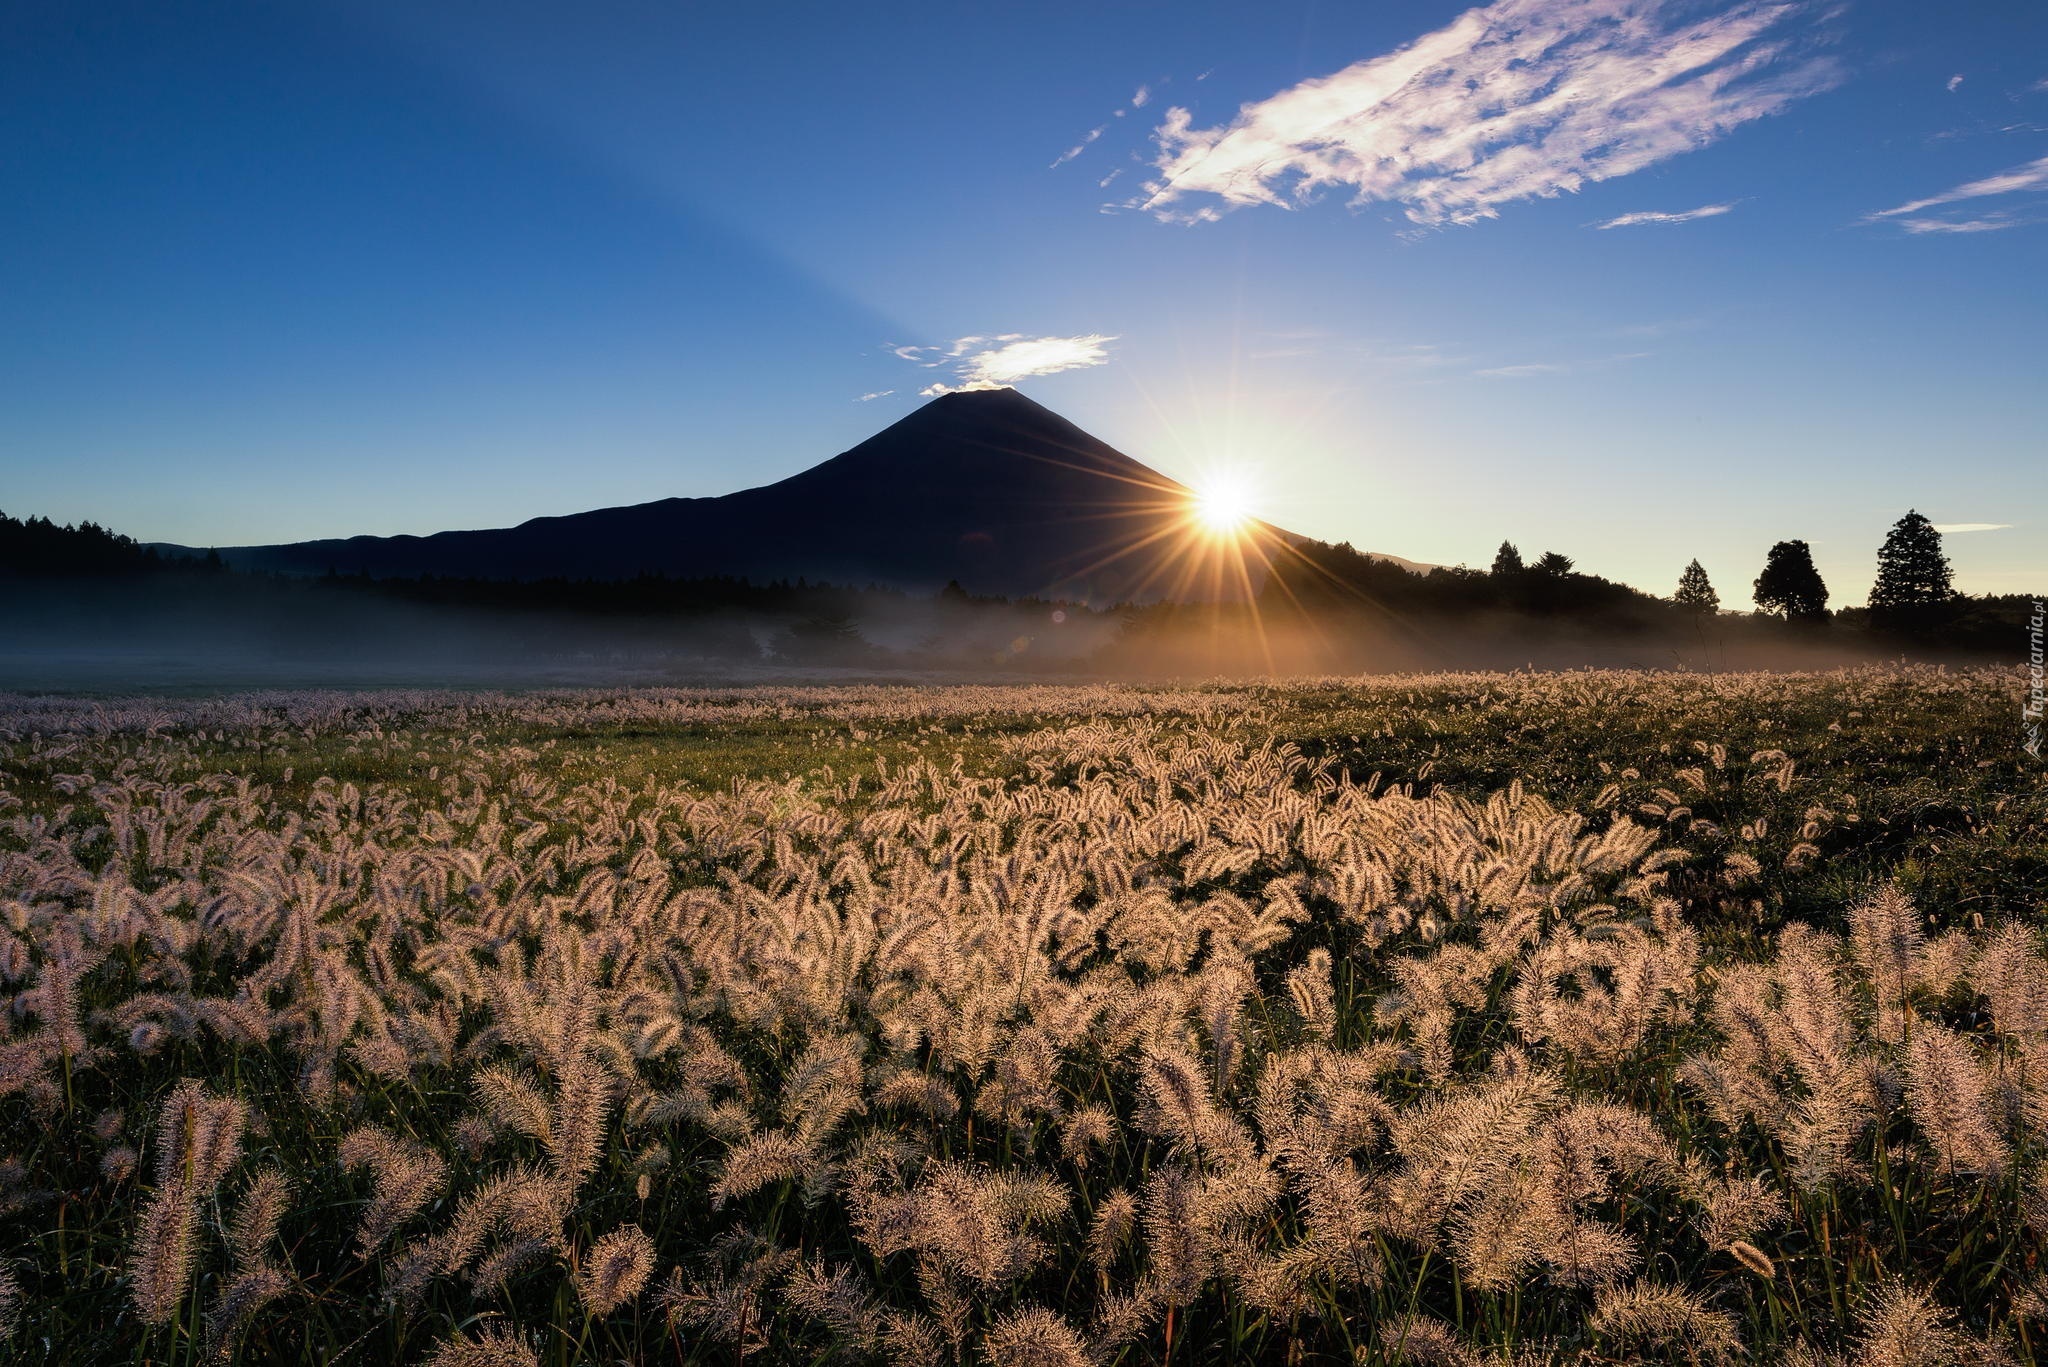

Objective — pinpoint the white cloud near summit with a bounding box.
[1136,0,1837,228]
[894,334,1119,396]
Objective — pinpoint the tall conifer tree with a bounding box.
[1868,510,1953,634]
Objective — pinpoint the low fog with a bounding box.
[0,572,1947,693]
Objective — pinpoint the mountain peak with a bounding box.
[200,389,1312,603]
[927,384,1021,402]
[911,385,1043,417]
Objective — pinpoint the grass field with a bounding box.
[0,668,2042,1364]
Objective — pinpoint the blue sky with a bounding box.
[2,0,2043,599]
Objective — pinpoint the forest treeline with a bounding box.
[1250,510,2034,664]
[1,507,2034,674]
[0,511,223,577]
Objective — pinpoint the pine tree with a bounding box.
[1534,551,1574,576]
[1674,559,1719,614]
[1491,541,1524,576]
[1753,540,1829,622]
[1867,510,1954,634]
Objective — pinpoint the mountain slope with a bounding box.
[190,389,1367,602]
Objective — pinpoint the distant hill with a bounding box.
[165,388,1416,603]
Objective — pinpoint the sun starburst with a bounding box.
[1191,471,1258,537]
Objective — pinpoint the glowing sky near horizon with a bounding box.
[0,0,2043,599]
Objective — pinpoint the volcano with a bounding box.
[191,389,1356,602]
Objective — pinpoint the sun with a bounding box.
[1190,470,1259,536]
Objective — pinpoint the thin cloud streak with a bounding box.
[1136,0,1837,228]
[1055,81,1168,167]
[1931,522,2012,533]
[1594,201,1739,228]
[1051,126,1107,168]
[1898,215,2022,234]
[1472,349,1648,378]
[1869,152,2048,231]
[1474,363,1566,378]
[897,334,1119,396]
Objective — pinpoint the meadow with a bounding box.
[0,668,2042,1365]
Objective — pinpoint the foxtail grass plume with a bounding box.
[981,1306,1095,1367]
[129,1080,248,1324]
[1727,1241,1776,1278]
[423,1324,542,1367]
[577,1224,656,1315]
[1589,1282,1742,1365]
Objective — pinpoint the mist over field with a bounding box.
[0,573,1937,694]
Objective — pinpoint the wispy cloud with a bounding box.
[1872,153,2048,215]
[855,390,895,402]
[1868,152,2048,232]
[1472,349,1649,378]
[1051,126,1107,168]
[1238,332,1475,370]
[1613,315,1708,338]
[1135,0,1837,228]
[1931,522,2012,533]
[1474,362,1566,378]
[1055,82,1168,167]
[1897,214,2022,234]
[1947,73,1964,93]
[1594,201,1739,229]
[894,334,1119,396]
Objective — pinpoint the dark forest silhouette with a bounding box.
[1,510,221,578]
[3,498,2035,679]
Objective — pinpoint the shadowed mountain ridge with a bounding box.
[175,388,1415,602]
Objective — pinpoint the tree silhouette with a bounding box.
[1753,540,1829,621]
[1490,541,1524,576]
[1674,559,1719,614]
[1534,551,1574,576]
[0,508,202,576]
[1868,510,1954,634]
